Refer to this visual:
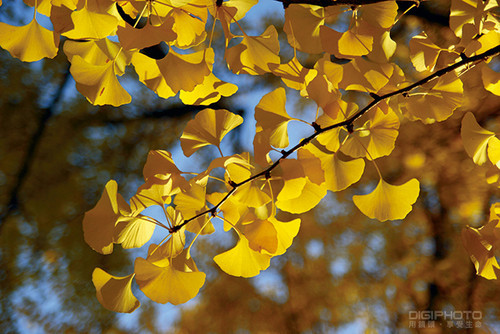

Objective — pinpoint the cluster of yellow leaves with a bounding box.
[5,0,497,311]
[461,113,500,280]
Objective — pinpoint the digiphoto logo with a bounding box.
[408,310,483,330]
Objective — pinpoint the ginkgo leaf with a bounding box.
[268,217,301,256]
[130,176,177,213]
[141,150,187,190]
[226,25,280,75]
[0,17,59,62]
[462,222,500,280]
[269,56,310,91]
[180,108,243,157]
[320,26,373,58]
[358,1,398,29]
[303,69,340,111]
[213,236,271,278]
[169,6,207,48]
[117,17,177,50]
[482,64,500,96]
[63,5,118,40]
[241,218,278,254]
[82,180,130,254]
[304,144,365,192]
[276,158,327,214]
[400,72,463,123]
[134,257,206,305]
[92,268,140,313]
[156,48,213,93]
[233,181,272,208]
[64,38,132,76]
[211,0,258,43]
[353,178,420,222]
[179,73,238,105]
[255,87,292,148]
[341,107,400,160]
[174,181,214,234]
[450,0,499,37]
[69,56,131,106]
[114,216,156,249]
[410,32,450,72]
[131,52,176,99]
[488,137,500,168]
[284,5,328,54]
[146,229,186,267]
[339,57,405,95]
[461,112,496,165]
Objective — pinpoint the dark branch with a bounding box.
[173,44,500,233]
[276,0,421,9]
[0,65,71,231]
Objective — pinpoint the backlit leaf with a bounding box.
[461,112,496,165]
[0,17,59,62]
[213,236,271,277]
[82,180,130,254]
[462,221,500,280]
[226,25,280,75]
[92,268,140,313]
[255,87,292,148]
[482,64,500,96]
[179,73,238,106]
[353,178,420,221]
[180,108,244,157]
[134,256,206,305]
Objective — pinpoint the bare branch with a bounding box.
[174,45,500,233]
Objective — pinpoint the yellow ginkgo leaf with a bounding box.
[255,87,292,148]
[157,48,213,94]
[341,107,400,160]
[142,150,186,183]
[174,181,214,234]
[353,178,420,222]
[276,158,327,214]
[450,0,499,38]
[304,144,365,192]
[64,39,132,76]
[92,268,140,313]
[213,236,271,277]
[358,1,398,29]
[233,181,272,208]
[70,56,131,106]
[488,137,500,168]
[146,230,186,267]
[303,69,339,111]
[482,64,500,96]
[410,32,450,72]
[461,112,496,165]
[82,180,130,254]
[400,72,463,123]
[63,6,118,40]
[180,108,243,157]
[268,217,300,256]
[130,176,177,213]
[241,218,278,254]
[117,17,177,50]
[131,52,176,99]
[169,6,207,48]
[0,17,59,62]
[269,56,310,91]
[134,257,206,305]
[462,222,500,280]
[226,25,280,75]
[284,5,339,54]
[339,57,405,95]
[320,26,373,58]
[179,73,238,106]
[114,216,156,250]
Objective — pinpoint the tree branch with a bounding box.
[172,44,500,233]
[276,0,421,9]
[0,64,71,232]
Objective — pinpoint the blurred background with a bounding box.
[0,0,499,333]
